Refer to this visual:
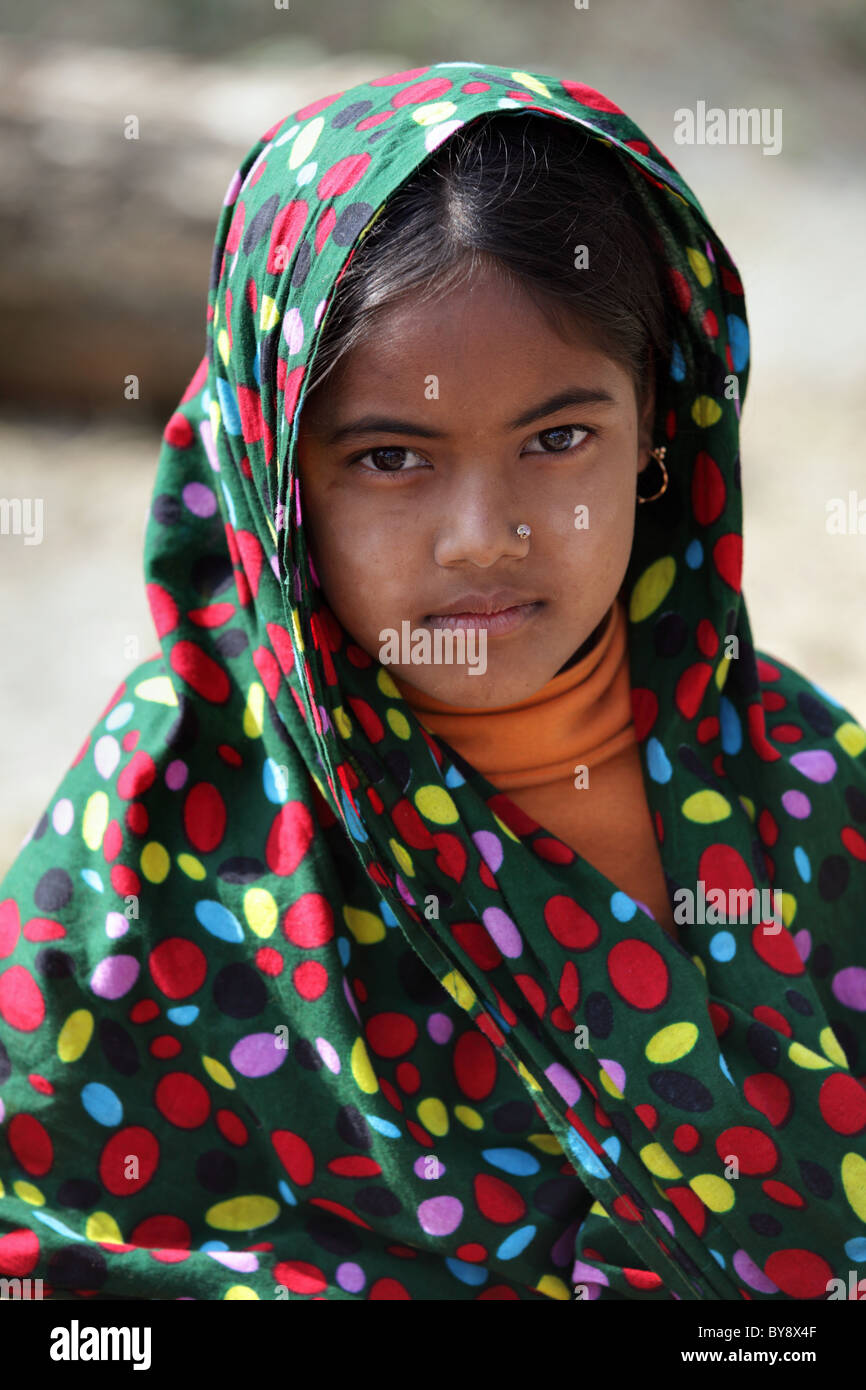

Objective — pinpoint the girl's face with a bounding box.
[296,263,656,708]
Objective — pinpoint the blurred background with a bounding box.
[1,0,864,874]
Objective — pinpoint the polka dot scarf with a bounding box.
[2,62,865,1303]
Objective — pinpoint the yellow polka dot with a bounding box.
[738,795,756,820]
[209,398,221,441]
[692,395,722,428]
[411,101,457,125]
[243,682,265,738]
[629,556,676,623]
[599,1066,624,1100]
[453,1105,483,1130]
[343,906,385,943]
[690,1173,736,1212]
[351,1036,378,1094]
[291,607,304,653]
[288,115,324,169]
[177,853,207,881]
[86,1212,125,1245]
[646,1021,699,1064]
[511,71,553,97]
[386,708,411,740]
[415,785,459,825]
[389,838,414,877]
[417,1097,449,1136]
[517,1060,541,1091]
[440,969,475,1010]
[528,1133,563,1155]
[13,1181,44,1205]
[492,813,520,842]
[244,887,278,938]
[714,652,732,690]
[639,1143,683,1180]
[58,1008,93,1062]
[140,842,170,883]
[691,954,708,978]
[217,329,230,367]
[779,891,797,928]
[377,668,400,698]
[205,1195,280,1231]
[686,246,713,286]
[819,1028,849,1069]
[133,675,178,706]
[788,1041,833,1070]
[535,1274,571,1300]
[202,1055,236,1089]
[333,706,352,738]
[835,721,866,758]
[681,790,732,824]
[842,1152,866,1222]
[225,1285,260,1299]
[259,295,279,332]
[82,791,109,852]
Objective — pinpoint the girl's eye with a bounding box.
[523,424,594,454]
[352,446,429,474]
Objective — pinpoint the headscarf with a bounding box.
[2,61,865,1304]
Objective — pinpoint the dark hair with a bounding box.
[306,112,674,412]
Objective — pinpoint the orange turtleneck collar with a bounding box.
[394,596,678,942]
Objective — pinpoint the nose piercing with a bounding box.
[516,524,531,540]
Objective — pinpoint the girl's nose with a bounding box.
[432,480,530,568]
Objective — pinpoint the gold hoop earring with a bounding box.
[637,445,669,504]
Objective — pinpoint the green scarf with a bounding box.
[2,62,865,1303]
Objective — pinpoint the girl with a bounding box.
[0,61,864,1303]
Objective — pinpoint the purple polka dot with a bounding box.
[832,966,866,1012]
[414,1154,445,1180]
[165,761,188,791]
[545,1062,581,1106]
[599,1058,626,1093]
[182,482,217,517]
[427,1012,453,1044]
[229,1032,288,1078]
[482,906,522,959]
[781,789,811,818]
[789,750,837,783]
[733,1248,779,1293]
[335,1261,365,1292]
[90,954,140,1000]
[792,928,812,963]
[472,830,503,873]
[417,1195,463,1236]
[105,912,129,940]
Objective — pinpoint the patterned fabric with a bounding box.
[1,62,865,1304]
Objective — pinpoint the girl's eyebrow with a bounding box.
[322,386,618,445]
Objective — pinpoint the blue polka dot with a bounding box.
[31,1211,85,1241]
[220,478,237,527]
[365,1115,401,1138]
[278,1180,297,1206]
[81,869,104,893]
[646,737,672,783]
[445,764,466,788]
[341,790,368,842]
[708,1247,726,1268]
[567,1129,610,1180]
[199,1240,230,1252]
[263,758,289,804]
[166,1005,199,1026]
[670,341,686,380]
[105,701,134,732]
[718,1051,735,1085]
[610,891,637,922]
[81,1082,123,1127]
[685,539,703,569]
[337,936,350,966]
[494,1226,537,1260]
[481,1148,540,1177]
[253,344,261,387]
[709,930,736,961]
[445,1256,488,1285]
[793,846,811,883]
[726,314,749,371]
[216,377,241,434]
[844,1237,866,1262]
[719,696,742,755]
[380,898,399,927]
[195,899,244,943]
[602,1135,621,1165]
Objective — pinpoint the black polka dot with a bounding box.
[336,1104,372,1150]
[584,991,613,1039]
[195,1149,238,1194]
[213,962,267,1019]
[34,867,73,912]
[648,1069,714,1111]
[817,855,849,901]
[98,1019,139,1076]
[747,1021,780,1069]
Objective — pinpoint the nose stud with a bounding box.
[516,524,531,540]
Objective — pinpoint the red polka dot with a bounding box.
[452,921,502,971]
[544,896,600,950]
[675,662,713,720]
[327,1156,383,1178]
[0,1227,39,1277]
[841,826,866,861]
[266,200,308,277]
[692,452,726,526]
[368,1277,410,1299]
[750,923,805,976]
[453,1030,497,1101]
[273,1260,328,1295]
[116,750,158,800]
[255,947,283,976]
[560,81,624,113]
[715,1125,778,1175]
[149,1035,181,1060]
[282,892,334,947]
[752,1005,792,1037]
[169,641,230,703]
[146,583,179,638]
[0,965,45,1031]
[215,1109,248,1147]
[743,1072,792,1127]
[631,687,658,740]
[366,1012,418,1059]
[163,412,194,449]
[272,1130,315,1186]
[607,940,670,1011]
[473,1173,526,1224]
[762,1180,805,1208]
[317,152,371,198]
[390,77,453,106]
[130,999,160,1024]
[764,1249,834,1300]
[148,938,207,999]
[182,782,226,854]
[713,532,742,592]
[8,1114,53,1176]
[672,1123,701,1153]
[99,1126,159,1196]
[664,1185,707,1236]
[292,960,328,1000]
[818,1073,866,1135]
[266,803,315,876]
[154,1072,211,1129]
[129,1214,190,1250]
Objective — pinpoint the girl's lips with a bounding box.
[425,602,544,636]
